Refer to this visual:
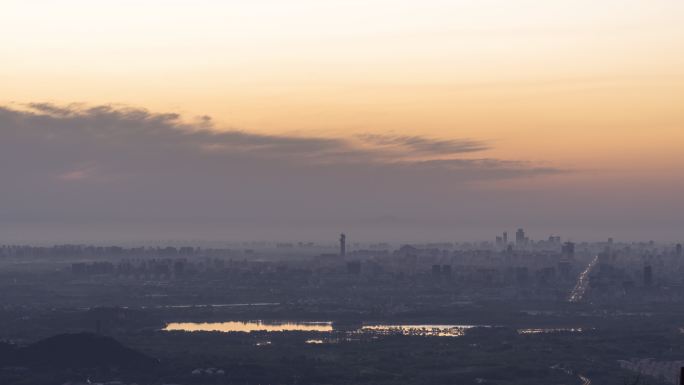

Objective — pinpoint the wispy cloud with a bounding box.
[0,103,565,232]
[0,103,560,173]
[357,134,488,157]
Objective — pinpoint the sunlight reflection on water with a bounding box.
[361,324,476,337]
[164,321,478,337]
[164,320,333,333]
[163,321,588,338]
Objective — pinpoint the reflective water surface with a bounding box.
[361,324,476,337]
[164,320,587,338]
[164,321,479,337]
[164,320,333,333]
[517,328,584,334]
[305,339,325,344]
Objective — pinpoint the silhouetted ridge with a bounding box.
[16,333,154,369]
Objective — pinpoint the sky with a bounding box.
[1,0,683,243]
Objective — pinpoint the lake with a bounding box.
[164,320,483,337]
[163,320,588,338]
[163,320,333,333]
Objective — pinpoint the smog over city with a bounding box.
[1,1,684,385]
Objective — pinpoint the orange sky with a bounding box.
[3,0,683,173]
[1,1,683,241]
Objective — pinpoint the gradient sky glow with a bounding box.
[1,1,683,242]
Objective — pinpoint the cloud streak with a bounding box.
[0,103,560,174]
[357,134,488,157]
[0,103,566,240]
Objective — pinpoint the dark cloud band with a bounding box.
[0,103,565,232]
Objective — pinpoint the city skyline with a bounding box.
[3,3,684,385]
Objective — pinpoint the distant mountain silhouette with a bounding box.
[0,333,155,369]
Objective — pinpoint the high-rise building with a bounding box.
[515,228,526,247]
[677,243,682,257]
[340,233,346,257]
[503,232,508,245]
[562,242,575,259]
[548,236,561,244]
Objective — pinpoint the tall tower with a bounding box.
[340,233,346,257]
[503,232,508,245]
[562,242,575,259]
[515,228,526,247]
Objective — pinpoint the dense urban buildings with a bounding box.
[1,230,684,384]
